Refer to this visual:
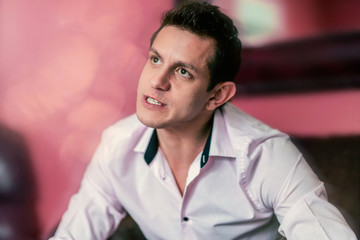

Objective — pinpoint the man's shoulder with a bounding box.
[101,113,148,143]
[221,103,282,140]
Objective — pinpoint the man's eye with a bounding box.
[151,56,161,64]
[178,68,191,78]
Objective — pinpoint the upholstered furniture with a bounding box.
[0,125,39,240]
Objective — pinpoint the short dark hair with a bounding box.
[150,0,242,91]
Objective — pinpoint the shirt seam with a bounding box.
[273,154,303,208]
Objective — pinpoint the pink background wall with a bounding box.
[0,0,359,238]
[1,0,173,237]
[232,90,360,137]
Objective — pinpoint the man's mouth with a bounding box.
[146,96,164,106]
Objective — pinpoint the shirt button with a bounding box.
[183,217,189,222]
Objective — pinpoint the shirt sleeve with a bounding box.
[49,132,127,240]
[247,134,357,240]
[275,155,357,239]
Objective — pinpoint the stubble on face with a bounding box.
[136,26,216,130]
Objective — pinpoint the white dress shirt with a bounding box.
[50,103,356,240]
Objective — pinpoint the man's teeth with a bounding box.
[146,97,162,105]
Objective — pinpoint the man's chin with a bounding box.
[136,112,165,129]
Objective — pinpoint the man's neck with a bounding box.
[157,113,213,164]
[156,112,214,195]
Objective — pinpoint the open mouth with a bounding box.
[145,96,165,106]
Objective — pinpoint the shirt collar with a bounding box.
[139,125,213,168]
[210,105,236,158]
[134,105,235,167]
[144,129,159,165]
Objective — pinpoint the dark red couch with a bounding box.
[0,125,39,240]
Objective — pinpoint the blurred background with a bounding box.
[0,0,359,239]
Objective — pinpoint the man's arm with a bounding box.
[49,132,127,240]
[249,135,357,239]
[275,154,356,239]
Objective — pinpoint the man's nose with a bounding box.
[151,70,171,91]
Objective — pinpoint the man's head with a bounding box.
[150,0,242,91]
[136,1,241,130]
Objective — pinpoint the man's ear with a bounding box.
[206,81,236,111]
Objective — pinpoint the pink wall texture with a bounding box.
[0,0,359,238]
[0,0,173,237]
[232,90,360,137]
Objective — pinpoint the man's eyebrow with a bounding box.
[149,48,161,58]
[149,47,199,73]
[175,61,199,74]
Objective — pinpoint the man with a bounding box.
[51,1,356,239]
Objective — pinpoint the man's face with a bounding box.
[136,26,216,130]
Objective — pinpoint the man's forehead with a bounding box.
[151,26,216,66]
[154,26,216,46]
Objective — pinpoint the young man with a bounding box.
[51,1,356,239]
